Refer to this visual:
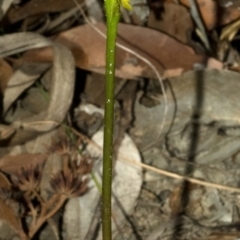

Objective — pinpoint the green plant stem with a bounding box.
[102,1,120,239]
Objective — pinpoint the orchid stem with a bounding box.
[102,1,120,239]
[103,1,132,239]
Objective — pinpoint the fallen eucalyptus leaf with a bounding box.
[23,23,222,80]
[0,198,24,240]
[0,153,47,174]
[4,62,50,114]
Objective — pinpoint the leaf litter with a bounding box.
[1,0,240,239]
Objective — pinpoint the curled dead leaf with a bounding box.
[0,32,75,145]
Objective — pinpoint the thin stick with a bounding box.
[120,157,240,193]
[46,125,240,194]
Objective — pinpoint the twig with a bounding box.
[26,198,38,228]
[28,194,67,238]
[120,156,240,193]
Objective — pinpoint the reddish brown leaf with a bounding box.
[23,23,221,79]
[0,172,11,188]
[0,59,13,94]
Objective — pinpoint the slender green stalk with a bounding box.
[103,1,132,239]
[102,1,120,239]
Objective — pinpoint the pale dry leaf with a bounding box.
[63,198,82,240]
[131,0,149,25]
[1,0,15,17]
[0,124,15,140]
[131,69,240,153]
[40,154,62,200]
[3,62,50,114]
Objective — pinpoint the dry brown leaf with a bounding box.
[0,171,10,188]
[167,0,240,29]
[0,59,13,94]
[0,197,25,239]
[23,22,219,80]
[169,183,203,216]
[147,2,193,44]
[178,0,217,30]
[5,0,84,24]
[0,153,47,174]
[220,7,240,26]
[207,232,240,240]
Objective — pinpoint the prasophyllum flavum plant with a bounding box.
[102,0,132,239]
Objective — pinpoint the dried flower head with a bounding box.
[71,155,94,175]
[50,171,88,198]
[48,135,73,155]
[11,164,42,193]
